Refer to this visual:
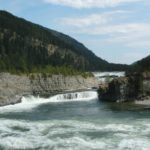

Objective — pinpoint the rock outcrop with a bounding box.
[98,72,150,102]
[0,73,98,106]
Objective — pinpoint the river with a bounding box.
[0,91,150,150]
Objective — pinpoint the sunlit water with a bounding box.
[0,91,150,150]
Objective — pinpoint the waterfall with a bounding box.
[53,91,98,101]
[22,91,98,104]
[0,91,98,112]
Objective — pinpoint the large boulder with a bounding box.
[98,72,148,102]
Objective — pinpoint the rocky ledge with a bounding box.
[0,73,98,106]
[98,72,150,103]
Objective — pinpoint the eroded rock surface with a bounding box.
[0,73,98,106]
[98,72,150,102]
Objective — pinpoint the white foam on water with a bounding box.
[0,119,150,150]
[0,119,107,150]
[118,139,150,150]
[103,124,134,132]
[0,119,58,149]
[1,119,131,150]
[93,72,125,78]
[0,88,150,150]
[0,91,98,112]
[93,71,125,83]
[22,90,98,104]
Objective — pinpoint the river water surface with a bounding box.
[0,91,150,150]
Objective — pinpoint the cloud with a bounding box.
[60,14,109,28]
[44,0,149,63]
[60,11,150,49]
[101,23,150,49]
[60,10,127,27]
[80,23,150,35]
[60,11,150,37]
[44,0,141,8]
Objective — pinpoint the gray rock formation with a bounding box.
[0,73,98,106]
[98,72,150,102]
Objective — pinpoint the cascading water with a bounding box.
[0,91,98,113]
[0,88,150,150]
[22,91,98,104]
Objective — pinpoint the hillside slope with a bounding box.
[130,55,150,72]
[0,10,128,72]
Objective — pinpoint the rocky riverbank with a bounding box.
[98,72,150,103]
[0,73,98,106]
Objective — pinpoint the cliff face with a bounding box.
[98,72,150,102]
[0,73,98,106]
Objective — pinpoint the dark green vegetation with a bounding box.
[0,10,129,74]
[28,66,94,78]
[130,55,150,72]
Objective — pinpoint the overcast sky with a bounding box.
[0,0,150,64]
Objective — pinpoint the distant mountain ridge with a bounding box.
[131,55,150,72]
[0,10,128,72]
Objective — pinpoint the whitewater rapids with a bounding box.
[0,90,150,150]
[0,91,98,113]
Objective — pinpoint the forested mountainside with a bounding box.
[0,10,129,73]
[130,55,150,72]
